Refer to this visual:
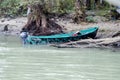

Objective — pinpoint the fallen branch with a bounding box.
[51,37,120,48]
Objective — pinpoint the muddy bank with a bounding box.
[0,17,120,48]
[0,17,27,35]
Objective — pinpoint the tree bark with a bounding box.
[23,3,64,36]
[86,0,91,10]
[73,0,86,23]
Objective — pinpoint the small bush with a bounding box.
[85,16,95,22]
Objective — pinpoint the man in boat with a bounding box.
[72,31,81,36]
[20,28,29,44]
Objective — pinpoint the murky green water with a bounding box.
[0,36,120,80]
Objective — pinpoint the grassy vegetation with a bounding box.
[0,0,114,18]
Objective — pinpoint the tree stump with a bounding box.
[22,3,64,36]
[3,24,9,31]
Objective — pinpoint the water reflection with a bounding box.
[0,36,120,80]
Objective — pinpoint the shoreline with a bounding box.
[51,37,120,48]
[0,17,120,48]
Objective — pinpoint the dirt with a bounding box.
[0,17,27,35]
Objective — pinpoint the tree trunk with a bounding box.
[86,0,91,10]
[23,3,64,36]
[73,0,86,23]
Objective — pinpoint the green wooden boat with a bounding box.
[26,27,98,44]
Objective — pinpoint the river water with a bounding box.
[0,35,120,80]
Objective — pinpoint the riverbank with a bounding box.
[0,17,27,35]
[0,17,120,48]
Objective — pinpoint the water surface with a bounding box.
[0,36,120,80]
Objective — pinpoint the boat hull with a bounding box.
[26,27,98,44]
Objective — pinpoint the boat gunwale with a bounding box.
[27,27,98,39]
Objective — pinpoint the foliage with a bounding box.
[0,0,21,17]
[58,0,74,13]
[0,0,75,17]
[85,16,95,22]
[0,0,114,19]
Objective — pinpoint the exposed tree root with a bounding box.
[22,3,64,36]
